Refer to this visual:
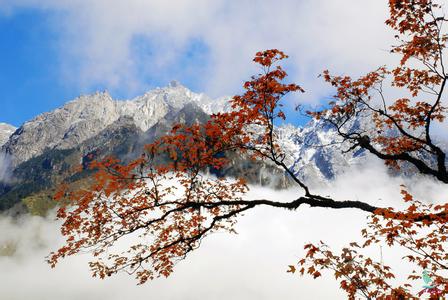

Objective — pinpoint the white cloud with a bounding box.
[0,165,447,299]
[0,0,398,103]
[0,2,447,297]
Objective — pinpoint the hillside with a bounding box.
[0,83,370,214]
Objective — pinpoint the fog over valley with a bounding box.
[0,1,447,298]
[0,161,446,299]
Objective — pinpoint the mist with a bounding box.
[0,152,13,184]
[0,162,447,300]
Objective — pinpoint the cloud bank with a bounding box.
[0,162,447,299]
[0,0,395,104]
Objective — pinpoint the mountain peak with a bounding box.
[0,123,17,147]
[0,122,16,129]
[168,80,182,88]
[2,84,230,165]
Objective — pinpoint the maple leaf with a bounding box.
[287,265,296,274]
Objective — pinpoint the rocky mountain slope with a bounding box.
[0,123,16,147]
[0,83,288,213]
[0,82,368,214]
[276,118,368,183]
[3,81,230,166]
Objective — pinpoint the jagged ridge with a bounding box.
[2,81,230,166]
[0,82,372,214]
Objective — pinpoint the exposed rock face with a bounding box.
[0,84,236,212]
[2,84,230,166]
[0,123,16,147]
[1,82,369,182]
[3,92,120,165]
[276,118,369,183]
[1,82,442,214]
[0,83,379,200]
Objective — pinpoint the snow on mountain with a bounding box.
[0,80,374,184]
[2,82,229,166]
[0,123,16,147]
[118,81,230,131]
[275,117,367,183]
[3,91,120,165]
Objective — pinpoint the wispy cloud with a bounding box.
[0,0,394,103]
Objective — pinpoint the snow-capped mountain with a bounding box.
[1,79,365,183]
[2,81,230,166]
[275,118,367,182]
[0,82,370,213]
[0,123,16,147]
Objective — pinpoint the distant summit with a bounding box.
[168,80,181,88]
[2,83,230,166]
[0,123,16,147]
[2,82,426,214]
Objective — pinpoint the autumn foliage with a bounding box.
[312,0,447,182]
[294,188,448,299]
[49,0,448,298]
[292,0,448,298]
[48,49,311,283]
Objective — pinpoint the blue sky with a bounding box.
[0,1,390,128]
[0,8,205,127]
[0,9,68,126]
[0,8,188,127]
[0,8,304,127]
